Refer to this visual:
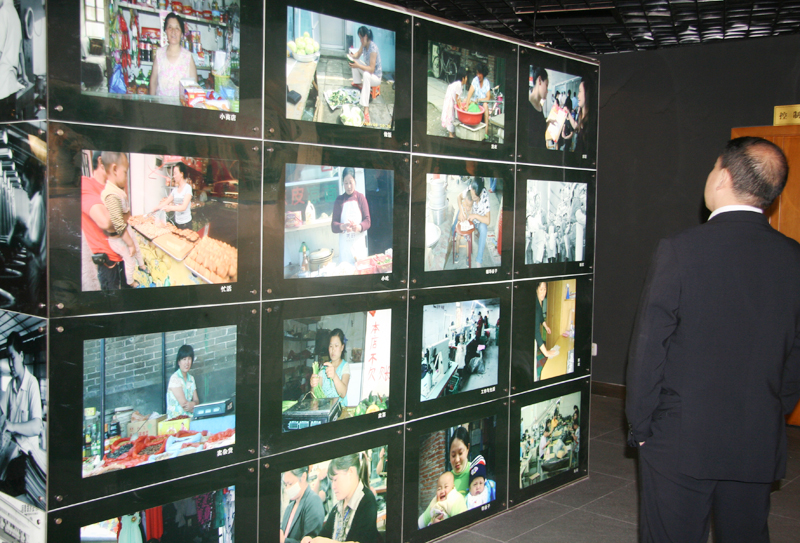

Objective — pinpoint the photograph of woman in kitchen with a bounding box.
[416,419,497,529]
[81,149,240,290]
[286,449,387,543]
[286,7,396,130]
[81,4,241,112]
[283,164,393,279]
[282,309,391,432]
[420,299,499,402]
[81,325,237,478]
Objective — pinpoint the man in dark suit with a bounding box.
[626,137,800,543]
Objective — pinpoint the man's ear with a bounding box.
[717,167,733,191]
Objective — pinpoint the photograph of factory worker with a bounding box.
[281,467,325,543]
[417,421,497,528]
[626,137,800,543]
[421,299,499,401]
[525,180,587,264]
[519,393,580,488]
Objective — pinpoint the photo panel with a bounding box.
[0,122,47,317]
[406,284,510,420]
[0,311,46,543]
[513,166,595,279]
[261,292,407,454]
[47,0,263,137]
[260,427,404,543]
[403,400,509,543]
[48,123,261,317]
[410,156,513,288]
[511,275,593,393]
[411,18,517,161]
[47,461,258,543]
[263,0,412,152]
[263,143,409,299]
[517,46,598,169]
[48,303,260,508]
[509,378,589,506]
[0,0,47,122]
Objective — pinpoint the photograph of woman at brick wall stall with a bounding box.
[280,447,388,543]
[81,325,237,478]
[417,417,497,529]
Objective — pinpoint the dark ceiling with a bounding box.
[379,0,800,55]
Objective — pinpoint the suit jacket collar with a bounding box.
[707,210,770,226]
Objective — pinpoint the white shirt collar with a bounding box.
[708,204,763,221]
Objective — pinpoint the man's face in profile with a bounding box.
[8,346,24,381]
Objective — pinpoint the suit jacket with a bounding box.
[319,485,381,543]
[626,211,800,482]
[281,486,325,543]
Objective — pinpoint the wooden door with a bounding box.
[731,125,800,425]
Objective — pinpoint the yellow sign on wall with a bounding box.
[774,105,800,126]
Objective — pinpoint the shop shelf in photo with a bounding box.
[517,46,599,169]
[0,122,47,317]
[411,18,518,162]
[264,0,412,152]
[263,142,409,299]
[403,400,509,543]
[512,166,596,280]
[261,292,407,455]
[509,378,590,507]
[48,0,263,137]
[409,156,514,289]
[48,461,257,543]
[48,303,260,508]
[48,123,262,317]
[511,275,593,393]
[260,427,403,543]
[406,284,511,420]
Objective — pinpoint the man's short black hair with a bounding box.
[6,331,23,355]
[721,137,788,209]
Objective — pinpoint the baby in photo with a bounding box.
[466,456,493,510]
[424,471,466,526]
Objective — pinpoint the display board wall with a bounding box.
[0,1,597,541]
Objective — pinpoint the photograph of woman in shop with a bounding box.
[309,329,350,400]
[281,466,326,543]
[301,453,380,543]
[534,282,558,381]
[331,168,371,266]
[166,344,200,418]
[149,12,198,98]
[152,162,193,229]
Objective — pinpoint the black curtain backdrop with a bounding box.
[593,33,800,385]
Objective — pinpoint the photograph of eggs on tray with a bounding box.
[286,6,396,129]
[282,308,391,432]
[81,324,237,478]
[81,149,239,291]
[283,163,393,279]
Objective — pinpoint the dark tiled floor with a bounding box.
[439,393,800,543]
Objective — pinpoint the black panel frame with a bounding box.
[261,292,407,455]
[411,19,517,161]
[47,0,263,138]
[405,284,511,420]
[48,122,262,317]
[262,142,409,299]
[259,427,404,543]
[512,166,595,279]
[263,0,412,152]
[402,400,509,543]
[517,46,599,170]
[48,461,258,541]
[48,303,260,508]
[409,156,514,288]
[509,378,590,507]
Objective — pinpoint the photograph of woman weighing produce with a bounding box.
[282,310,391,432]
[81,326,236,478]
[80,149,240,291]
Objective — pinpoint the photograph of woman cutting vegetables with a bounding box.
[348,26,381,126]
[309,329,350,400]
[80,149,240,290]
[167,344,200,418]
[332,168,370,266]
[300,453,383,543]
